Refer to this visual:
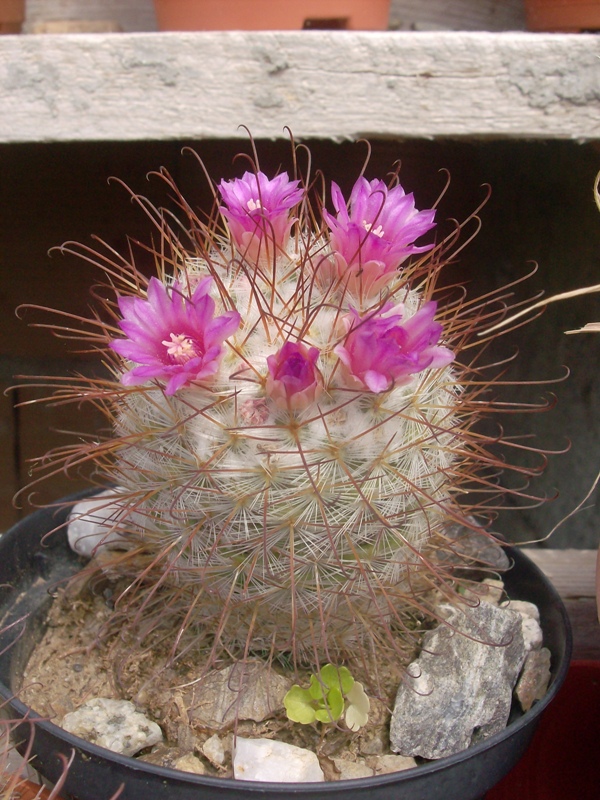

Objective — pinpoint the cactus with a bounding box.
[26,144,547,681]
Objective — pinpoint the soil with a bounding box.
[18,580,415,781]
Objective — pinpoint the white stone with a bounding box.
[500,600,543,650]
[67,490,135,557]
[202,733,226,766]
[233,737,324,783]
[520,614,544,651]
[61,698,163,757]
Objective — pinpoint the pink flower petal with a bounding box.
[110,276,240,395]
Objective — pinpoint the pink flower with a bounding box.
[266,341,321,410]
[323,178,436,295]
[334,301,454,393]
[219,171,303,257]
[110,276,240,395]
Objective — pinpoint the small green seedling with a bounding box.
[284,664,370,731]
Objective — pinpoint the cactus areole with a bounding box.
[21,143,554,683]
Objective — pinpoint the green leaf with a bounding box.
[319,664,355,695]
[326,686,344,719]
[308,673,327,702]
[313,687,343,723]
[284,685,318,724]
[337,666,355,695]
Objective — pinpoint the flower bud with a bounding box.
[266,341,322,410]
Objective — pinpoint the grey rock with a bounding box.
[441,520,510,578]
[186,661,291,730]
[61,697,163,757]
[515,647,552,712]
[390,602,526,759]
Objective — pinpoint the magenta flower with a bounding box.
[323,178,436,295]
[334,301,454,393]
[266,341,321,410]
[219,171,304,257]
[110,276,240,395]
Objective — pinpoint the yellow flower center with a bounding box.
[162,333,196,363]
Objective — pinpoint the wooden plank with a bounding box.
[522,549,600,661]
[0,31,598,143]
[522,549,597,599]
[564,599,600,661]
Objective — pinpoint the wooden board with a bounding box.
[0,31,599,143]
[524,549,600,661]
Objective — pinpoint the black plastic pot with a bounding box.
[0,496,572,800]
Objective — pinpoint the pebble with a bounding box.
[520,615,544,651]
[141,745,206,774]
[61,698,163,757]
[370,754,417,774]
[515,647,552,711]
[233,737,324,782]
[332,758,374,779]
[202,733,226,766]
[500,599,543,651]
[500,600,540,621]
[440,520,510,577]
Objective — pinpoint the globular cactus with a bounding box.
[33,146,542,675]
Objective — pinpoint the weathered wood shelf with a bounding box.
[524,549,599,661]
[0,31,599,143]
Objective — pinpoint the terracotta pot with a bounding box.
[153,0,391,31]
[0,0,24,34]
[525,0,600,31]
[4,778,55,799]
